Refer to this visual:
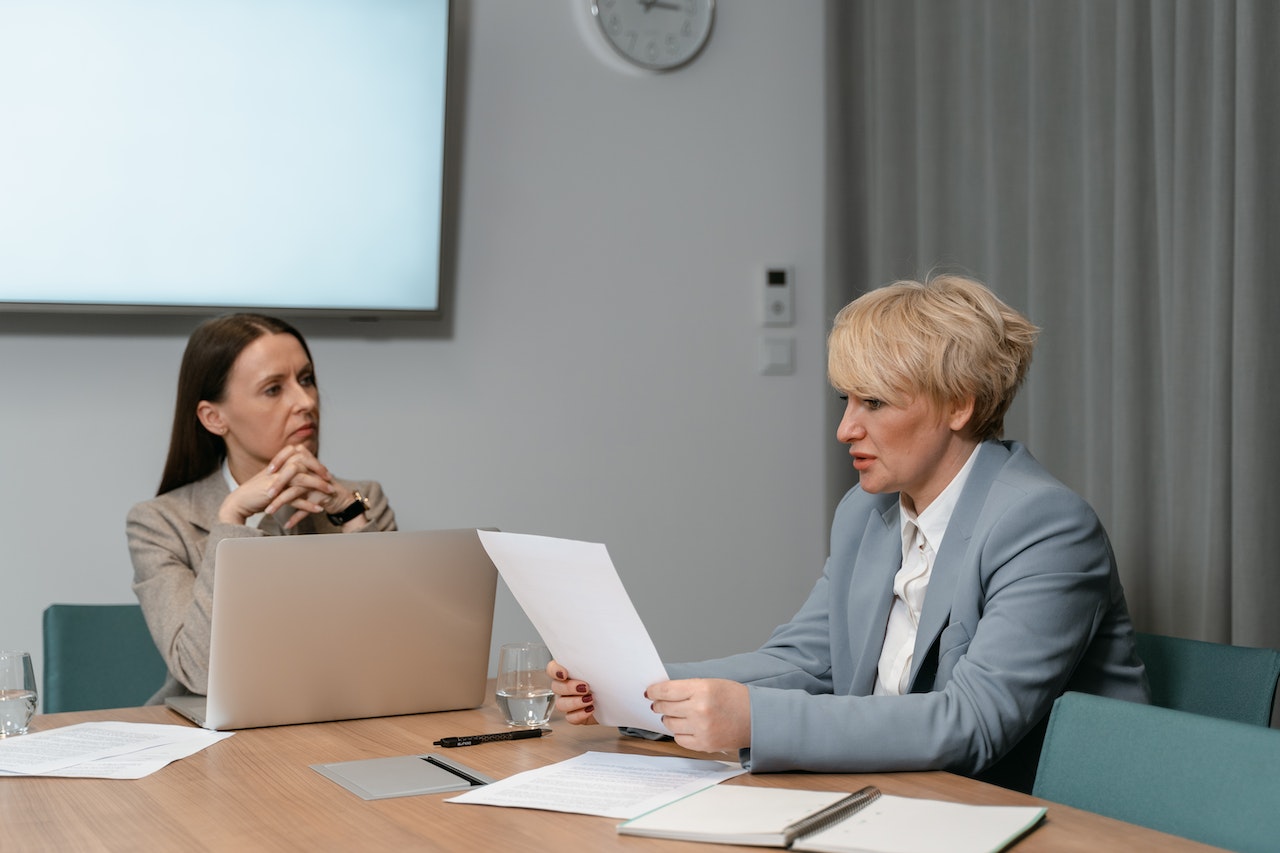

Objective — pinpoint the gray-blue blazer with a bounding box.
[666,440,1149,786]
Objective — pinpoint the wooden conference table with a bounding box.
[5,701,1224,852]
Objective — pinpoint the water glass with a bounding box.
[0,651,37,737]
[496,641,553,727]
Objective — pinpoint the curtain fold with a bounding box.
[831,0,1280,647]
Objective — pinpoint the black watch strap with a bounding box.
[326,491,371,526]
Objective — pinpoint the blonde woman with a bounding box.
[552,275,1148,792]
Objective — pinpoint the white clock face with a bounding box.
[591,0,715,71]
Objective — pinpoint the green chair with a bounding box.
[42,604,169,713]
[1135,631,1280,726]
[1033,692,1280,853]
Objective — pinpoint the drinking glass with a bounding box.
[496,642,553,727]
[0,651,37,737]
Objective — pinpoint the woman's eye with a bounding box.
[864,398,883,410]
[300,373,315,387]
[264,384,280,397]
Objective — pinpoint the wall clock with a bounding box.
[590,0,715,72]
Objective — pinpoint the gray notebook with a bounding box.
[166,528,497,731]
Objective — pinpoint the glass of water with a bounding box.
[0,651,37,737]
[496,641,554,727]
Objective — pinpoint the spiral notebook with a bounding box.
[616,784,1046,852]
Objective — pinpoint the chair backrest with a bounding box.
[1033,692,1280,853]
[42,604,168,713]
[1134,631,1280,726]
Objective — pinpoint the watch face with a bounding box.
[591,0,715,71]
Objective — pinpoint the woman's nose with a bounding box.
[290,382,317,410]
[836,403,864,443]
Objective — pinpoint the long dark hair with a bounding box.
[157,314,314,495]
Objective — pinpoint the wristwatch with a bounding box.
[326,491,371,526]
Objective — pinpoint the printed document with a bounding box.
[0,722,231,778]
[478,530,670,734]
[447,751,746,819]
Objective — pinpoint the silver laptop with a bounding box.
[166,528,497,731]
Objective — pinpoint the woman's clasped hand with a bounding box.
[219,443,346,529]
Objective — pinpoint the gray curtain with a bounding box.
[828,0,1280,648]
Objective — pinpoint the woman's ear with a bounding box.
[196,401,227,436]
[948,396,976,432]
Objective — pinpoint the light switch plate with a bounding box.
[760,337,794,375]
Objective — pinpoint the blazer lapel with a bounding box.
[188,469,231,535]
[847,501,903,694]
[909,441,1009,684]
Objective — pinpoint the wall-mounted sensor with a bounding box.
[762,266,794,327]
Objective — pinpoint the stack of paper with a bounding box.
[0,722,231,779]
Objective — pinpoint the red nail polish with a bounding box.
[583,705,594,714]
[555,670,566,680]
[576,683,588,693]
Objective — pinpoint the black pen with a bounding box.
[433,728,551,748]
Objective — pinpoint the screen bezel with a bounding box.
[0,0,459,322]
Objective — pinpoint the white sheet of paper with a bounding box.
[0,723,233,779]
[446,751,746,819]
[0,722,197,774]
[478,530,671,734]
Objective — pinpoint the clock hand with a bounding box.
[638,0,682,11]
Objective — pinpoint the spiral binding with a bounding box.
[783,785,883,845]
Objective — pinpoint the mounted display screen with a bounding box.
[0,0,451,318]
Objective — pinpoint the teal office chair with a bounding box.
[42,604,169,713]
[1134,631,1280,726]
[1033,692,1280,853]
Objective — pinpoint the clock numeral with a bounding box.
[594,0,711,70]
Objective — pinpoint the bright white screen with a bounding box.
[0,0,449,315]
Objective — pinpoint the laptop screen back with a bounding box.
[193,528,496,731]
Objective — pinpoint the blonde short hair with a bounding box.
[827,275,1039,441]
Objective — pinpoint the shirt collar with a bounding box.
[899,443,981,553]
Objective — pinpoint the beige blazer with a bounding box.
[126,469,397,701]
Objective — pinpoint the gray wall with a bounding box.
[0,1,834,704]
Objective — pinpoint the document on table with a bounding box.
[0,722,231,778]
[446,751,746,819]
[478,530,671,734]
